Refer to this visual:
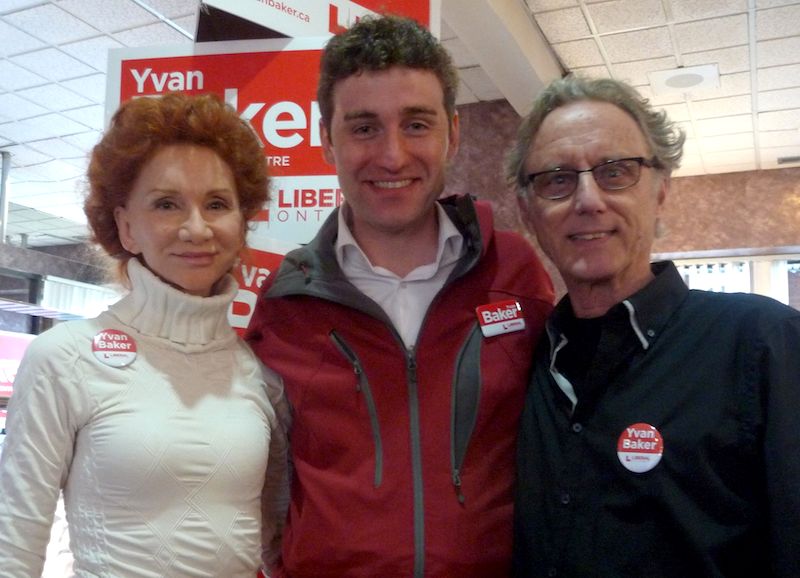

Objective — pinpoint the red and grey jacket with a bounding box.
[246,194,554,578]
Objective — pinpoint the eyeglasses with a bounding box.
[525,157,659,201]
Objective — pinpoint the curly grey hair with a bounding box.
[506,75,685,193]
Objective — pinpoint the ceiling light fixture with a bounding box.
[648,64,720,96]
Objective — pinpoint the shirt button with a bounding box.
[571,422,583,433]
[647,329,656,337]
[559,492,571,505]
[547,568,558,577]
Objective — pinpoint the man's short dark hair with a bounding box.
[317,15,458,131]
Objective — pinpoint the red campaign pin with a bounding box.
[475,300,526,338]
[92,329,137,368]
[616,422,664,473]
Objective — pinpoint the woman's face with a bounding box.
[114,144,245,297]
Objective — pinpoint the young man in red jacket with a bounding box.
[246,15,553,578]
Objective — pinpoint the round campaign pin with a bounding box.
[616,422,664,474]
[92,329,137,368]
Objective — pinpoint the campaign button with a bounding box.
[475,300,526,337]
[617,422,664,473]
[92,329,137,368]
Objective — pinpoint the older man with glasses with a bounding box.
[506,75,800,578]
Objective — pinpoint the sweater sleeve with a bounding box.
[260,362,291,573]
[0,325,88,577]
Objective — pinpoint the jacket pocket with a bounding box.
[451,324,482,503]
[329,330,384,487]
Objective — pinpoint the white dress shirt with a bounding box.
[335,203,465,348]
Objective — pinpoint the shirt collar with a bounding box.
[548,260,689,353]
[334,202,464,278]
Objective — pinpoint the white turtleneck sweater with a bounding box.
[0,260,288,578]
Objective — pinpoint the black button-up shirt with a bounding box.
[514,261,800,577]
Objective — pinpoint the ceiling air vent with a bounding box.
[777,156,800,165]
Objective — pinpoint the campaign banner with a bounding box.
[203,0,436,37]
[0,329,35,399]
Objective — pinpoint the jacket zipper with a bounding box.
[406,348,426,578]
[329,330,384,487]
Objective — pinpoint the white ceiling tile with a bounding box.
[5,3,99,44]
[61,73,108,104]
[23,158,84,181]
[0,93,47,122]
[757,36,800,68]
[552,38,604,68]
[675,14,748,54]
[11,48,96,81]
[0,58,46,90]
[144,0,200,19]
[669,0,749,22]
[60,0,157,32]
[0,0,43,11]
[614,57,677,86]
[758,87,800,111]
[758,63,800,91]
[696,114,753,136]
[638,85,687,105]
[672,165,707,177]
[17,83,93,111]
[62,131,102,152]
[527,0,580,11]
[62,104,105,131]
[602,27,673,62]
[0,19,45,56]
[691,94,752,118]
[570,65,612,79]
[676,120,695,138]
[659,102,691,122]
[676,138,704,171]
[717,71,752,97]
[7,206,49,223]
[758,109,800,130]
[586,0,665,34]
[700,132,754,151]
[61,36,124,71]
[0,120,50,142]
[758,130,800,147]
[687,71,750,101]
[26,137,87,159]
[172,14,197,38]
[756,4,800,41]
[458,66,504,101]
[760,146,800,168]
[3,144,49,166]
[112,21,192,46]
[756,0,799,7]
[62,156,90,171]
[682,45,751,74]
[535,8,591,44]
[703,148,756,165]
[455,82,479,106]
[443,37,480,68]
[9,113,93,141]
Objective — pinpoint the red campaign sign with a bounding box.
[112,38,331,179]
[0,329,36,399]
[354,0,430,25]
[203,0,434,38]
[228,245,290,335]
